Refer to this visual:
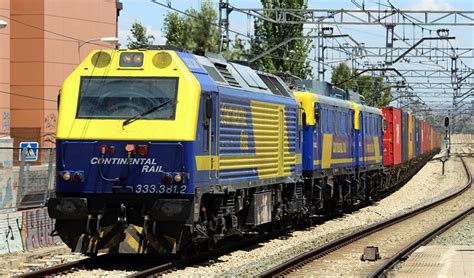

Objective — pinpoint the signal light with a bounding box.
[125,144,135,153]
[137,145,148,156]
[99,145,108,154]
[62,171,71,181]
[120,52,144,67]
[133,54,143,64]
[109,145,116,154]
[162,174,172,185]
[73,172,84,182]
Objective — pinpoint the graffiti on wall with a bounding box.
[2,112,10,133]
[21,207,59,251]
[44,112,57,147]
[0,211,23,255]
[0,208,60,255]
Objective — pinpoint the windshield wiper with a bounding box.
[122,100,175,128]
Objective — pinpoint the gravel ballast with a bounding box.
[164,155,469,277]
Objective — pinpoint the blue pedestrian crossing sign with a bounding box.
[19,142,39,161]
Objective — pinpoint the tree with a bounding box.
[331,63,352,90]
[250,0,313,79]
[127,21,155,49]
[162,13,188,49]
[354,75,392,107]
[222,35,247,60]
[331,62,392,107]
[162,0,219,53]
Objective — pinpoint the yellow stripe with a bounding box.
[321,134,333,169]
[195,155,218,171]
[296,153,302,164]
[373,136,381,163]
[408,114,413,159]
[331,158,353,164]
[314,158,352,167]
[125,226,141,252]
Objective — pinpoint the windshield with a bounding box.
[77,77,178,120]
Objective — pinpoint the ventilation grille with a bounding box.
[215,64,241,87]
[258,74,291,97]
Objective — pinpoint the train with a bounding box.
[47,47,441,256]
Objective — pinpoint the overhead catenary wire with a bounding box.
[0,90,57,103]
[0,14,117,49]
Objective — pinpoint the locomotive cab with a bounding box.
[49,49,205,255]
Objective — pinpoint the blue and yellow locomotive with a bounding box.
[48,47,384,255]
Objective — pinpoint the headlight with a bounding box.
[62,171,71,181]
[174,173,182,183]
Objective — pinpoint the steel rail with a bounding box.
[127,230,288,277]
[13,253,170,277]
[368,206,473,278]
[14,256,98,277]
[258,157,472,278]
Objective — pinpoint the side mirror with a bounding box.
[302,112,307,128]
[382,119,387,131]
[57,89,61,110]
[314,111,320,123]
[205,95,213,119]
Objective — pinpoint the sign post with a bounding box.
[19,142,39,162]
[444,116,450,157]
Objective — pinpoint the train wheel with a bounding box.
[55,219,86,249]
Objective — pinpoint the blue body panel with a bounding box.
[414,118,420,156]
[303,102,354,173]
[56,139,195,195]
[302,125,314,171]
[402,112,409,162]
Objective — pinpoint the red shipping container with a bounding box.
[426,123,433,153]
[382,107,402,166]
[421,121,427,154]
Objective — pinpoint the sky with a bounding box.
[116,0,474,111]
[117,0,474,47]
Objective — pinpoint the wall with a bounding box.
[10,0,45,149]
[0,4,13,210]
[0,0,10,137]
[0,207,60,255]
[9,0,118,148]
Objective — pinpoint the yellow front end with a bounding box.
[57,50,201,141]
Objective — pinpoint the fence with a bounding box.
[0,146,60,255]
[0,147,55,210]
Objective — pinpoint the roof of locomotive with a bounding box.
[192,52,294,98]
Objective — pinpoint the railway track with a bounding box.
[259,156,472,277]
[13,254,172,277]
[13,154,447,277]
[368,206,473,277]
[14,229,285,277]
